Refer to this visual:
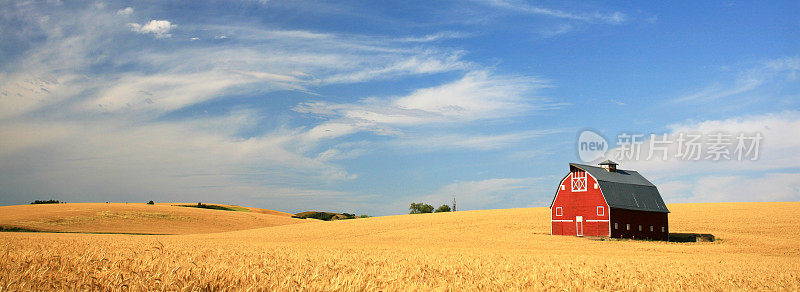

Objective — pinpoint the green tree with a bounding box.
[409,202,435,214]
[409,202,423,214]
[420,203,434,213]
[435,204,451,213]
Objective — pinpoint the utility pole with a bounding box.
[452,195,457,212]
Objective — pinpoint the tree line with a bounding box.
[409,202,452,214]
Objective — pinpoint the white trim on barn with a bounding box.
[608,207,612,236]
[549,173,571,208]
[571,171,587,192]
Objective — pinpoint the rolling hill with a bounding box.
[0,202,303,234]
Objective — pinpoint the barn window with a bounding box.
[626,224,630,230]
[596,206,604,216]
[614,223,618,230]
[650,226,654,232]
[560,185,565,191]
[571,170,587,192]
[555,207,562,216]
[661,227,665,233]
[594,183,598,189]
[638,225,642,231]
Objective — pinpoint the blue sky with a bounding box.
[1,0,798,215]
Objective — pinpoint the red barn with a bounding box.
[550,160,669,240]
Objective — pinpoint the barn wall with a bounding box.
[551,170,609,237]
[609,208,669,241]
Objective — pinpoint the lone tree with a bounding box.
[435,204,451,213]
[147,200,155,205]
[409,202,434,214]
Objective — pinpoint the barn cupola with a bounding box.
[598,160,618,172]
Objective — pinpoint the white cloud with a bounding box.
[116,7,133,15]
[393,70,546,120]
[398,130,561,151]
[673,56,800,103]
[601,111,800,203]
[0,73,88,119]
[128,20,175,38]
[399,31,468,42]
[476,0,628,24]
[229,70,305,83]
[296,70,553,130]
[608,111,800,175]
[320,52,467,84]
[293,70,561,154]
[86,71,251,113]
[684,173,800,203]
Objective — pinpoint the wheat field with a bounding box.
[1,202,799,290]
[0,203,301,234]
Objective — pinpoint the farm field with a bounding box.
[0,203,301,234]
[1,202,799,290]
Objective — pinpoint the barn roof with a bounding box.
[598,160,618,166]
[566,163,670,213]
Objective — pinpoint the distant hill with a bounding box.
[0,202,304,234]
[293,211,357,221]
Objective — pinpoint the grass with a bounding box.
[1,202,799,290]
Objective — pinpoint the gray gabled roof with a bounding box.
[550,163,669,213]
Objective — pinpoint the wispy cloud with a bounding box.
[291,70,563,160]
[128,20,175,38]
[538,24,575,37]
[320,52,468,84]
[399,31,470,42]
[673,57,800,103]
[475,0,628,24]
[296,70,554,130]
[116,7,133,16]
[397,130,563,151]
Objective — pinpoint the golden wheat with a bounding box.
[1,202,799,290]
[0,203,302,234]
